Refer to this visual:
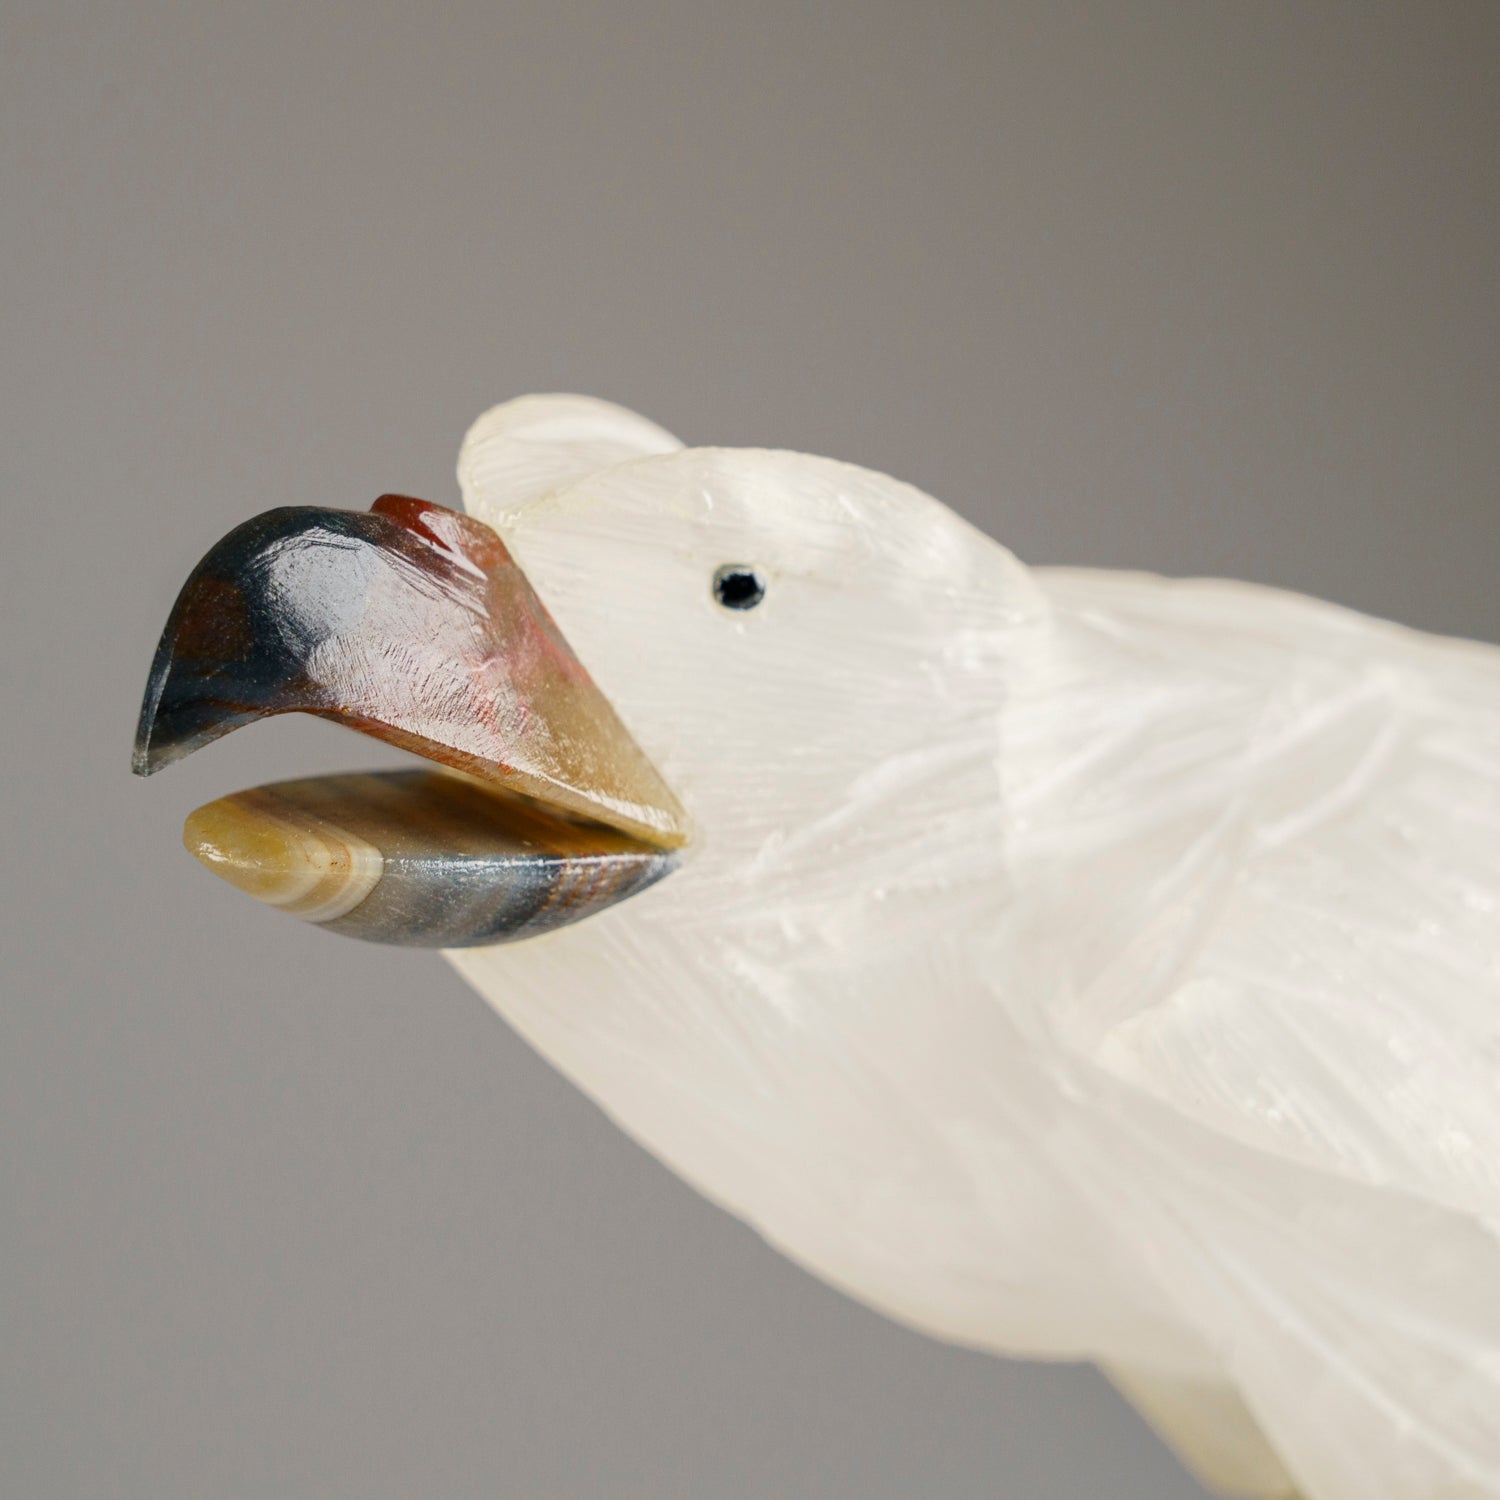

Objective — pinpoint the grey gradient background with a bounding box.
[3,4,1497,1496]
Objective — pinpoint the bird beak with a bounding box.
[133,494,687,947]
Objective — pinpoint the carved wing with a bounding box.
[1028,569,1500,1497]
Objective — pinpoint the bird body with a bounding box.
[449,396,1500,1500]
[134,393,1500,1499]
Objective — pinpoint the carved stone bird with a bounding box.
[135,394,1500,1500]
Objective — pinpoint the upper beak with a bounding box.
[133,494,687,946]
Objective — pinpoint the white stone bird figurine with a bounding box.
[135,395,1500,1500]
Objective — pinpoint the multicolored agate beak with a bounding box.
[133,495,687,947]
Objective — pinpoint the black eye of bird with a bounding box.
[712,564,766,611]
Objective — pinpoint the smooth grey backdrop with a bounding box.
[3,4,1496,1497]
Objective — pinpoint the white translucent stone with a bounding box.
[450,394,1500,1500]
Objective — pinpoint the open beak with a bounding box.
[133,494,687,947]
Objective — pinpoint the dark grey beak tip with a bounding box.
[131,660,167,776]
[131,728,180,778]
[128,505,334,782]
[131,622,210,777]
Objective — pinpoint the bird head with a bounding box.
[135,395,1064,1345]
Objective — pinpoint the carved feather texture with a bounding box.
[449,395,1500,1499]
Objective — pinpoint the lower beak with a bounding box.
[133,494,686,947]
